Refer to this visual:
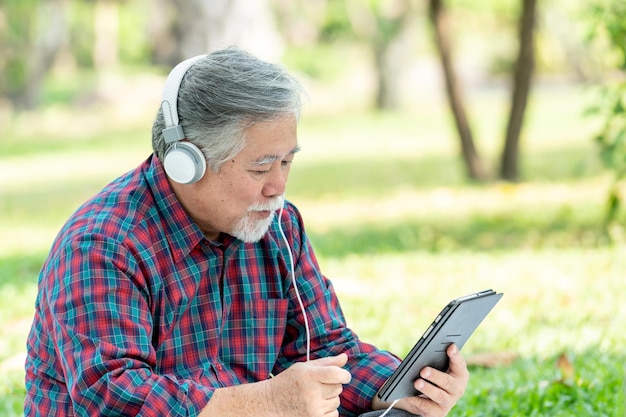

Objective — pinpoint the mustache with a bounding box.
[247,196,284,212]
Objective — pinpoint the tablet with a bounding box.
[377,289,503,402]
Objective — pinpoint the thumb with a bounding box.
[447,344,468,376]
[308,353,349,368]
[308,353,352,385]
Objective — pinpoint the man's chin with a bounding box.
[231,214,275,243]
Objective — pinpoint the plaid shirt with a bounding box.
[24,155,400,417]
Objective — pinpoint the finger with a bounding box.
[401,394,441,417]
[447,344,469,380]
[416,367,463,401]
[414,375,451,407]
[308,353,351,384]
[313,365,352,385]
[309,353,348,368]
[419,347,468,393]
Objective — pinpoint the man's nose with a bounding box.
[263,166,288,197]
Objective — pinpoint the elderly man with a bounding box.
[24,47,468,417]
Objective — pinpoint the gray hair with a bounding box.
[151,47,305,172]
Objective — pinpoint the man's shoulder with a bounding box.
[57,162,162,246]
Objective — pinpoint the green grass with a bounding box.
[1,81,625,415]
[457,351,625,416]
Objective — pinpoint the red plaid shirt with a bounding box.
[24,155,400,417]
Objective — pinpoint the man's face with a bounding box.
[171,115,299,242]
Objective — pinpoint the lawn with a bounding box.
[0,79,624,415]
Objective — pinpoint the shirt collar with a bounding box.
[143,155,206,262]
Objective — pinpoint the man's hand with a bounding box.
[266,353,352,417]
[374,344,470,417]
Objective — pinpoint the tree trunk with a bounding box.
[373,39,402,110]
[345,0,410,111]
[373,43,390,109]
[148,0,181,66]
[167,0,283,63]
[500,0,537,181]
[428,0,488,181]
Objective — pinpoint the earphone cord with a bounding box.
[278,204,399,416]
[277,203,311,362]
[378,399,400,417]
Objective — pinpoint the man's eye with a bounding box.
[281,160,293,167]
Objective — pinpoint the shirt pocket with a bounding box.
[221,298,288,381]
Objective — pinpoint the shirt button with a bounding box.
[216,364,223,371]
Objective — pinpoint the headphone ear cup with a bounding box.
[163,142,207,184]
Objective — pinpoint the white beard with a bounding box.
[231,196,284,243]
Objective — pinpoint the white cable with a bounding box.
[277,202,311,362]
[278,202,396,415]
[378,399,400,417]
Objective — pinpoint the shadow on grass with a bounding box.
[2,141,615,268]
[2,141,606,226]
[309,205,615,258]
[288,146,604,200]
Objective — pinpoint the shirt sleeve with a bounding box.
[37,233,214,417]
[275,204,401,417]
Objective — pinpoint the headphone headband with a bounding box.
[160,55,208,184]
[160,55,206,143]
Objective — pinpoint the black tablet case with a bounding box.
[377,289,503,402]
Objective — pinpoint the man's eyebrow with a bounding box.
[252,145,301,166]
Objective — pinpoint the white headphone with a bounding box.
[160,55,208,184]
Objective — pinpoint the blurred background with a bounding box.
[1,0,625,415]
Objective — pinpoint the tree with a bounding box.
[427,0,537,182]
[428,0,488,181]
[345,0,413,110]
[500,0,537,181]
[149,0,283,67]
[273,0,414,111]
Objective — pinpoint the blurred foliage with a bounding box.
[0,0,617,105]
[0,0,43,106]
[117,0,151,64]
[282,42,355,80]
[319,0,352,42]
[65,0,151,66]
[0,0,152,109]
[448,0,517,14]
[67,0,96,68]
[586,0,626,239]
